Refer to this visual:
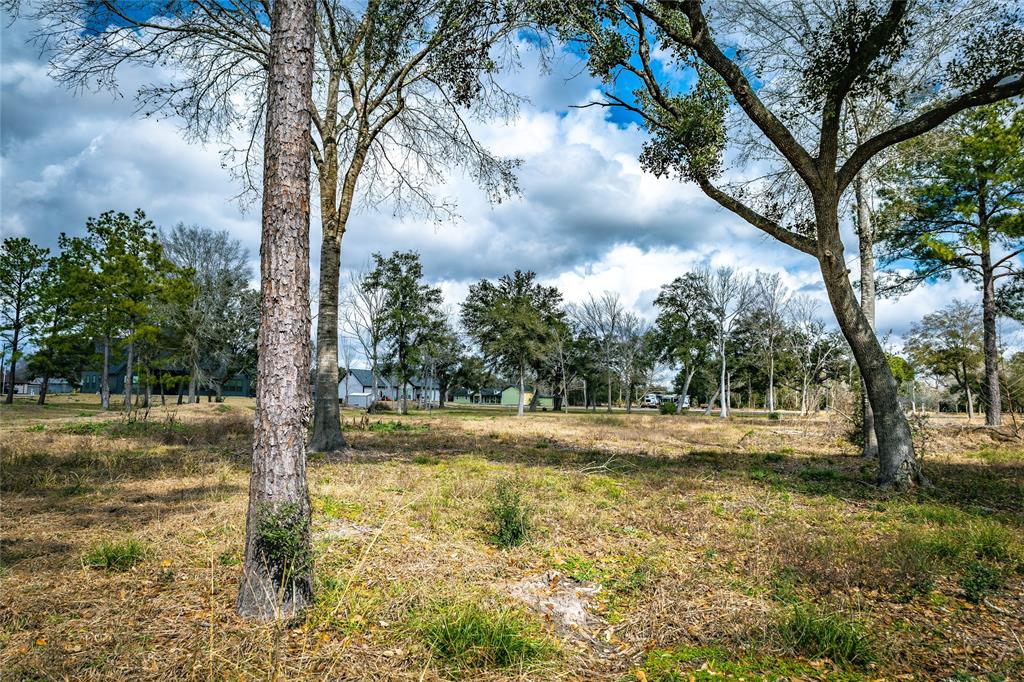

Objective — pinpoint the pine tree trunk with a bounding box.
[980,245,1002,426]
[4,323,17,405]
[308,231,346,452]
[855,174,879,458]
[101,335,110,410]
[817,206,920,489]
[123,341,134,409]
[237,0,315,621]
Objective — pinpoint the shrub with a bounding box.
[960,561,1005,604]
[82,538,146,571]
[659,402,677,415]
[255,502,312,584]
[416,601,551,673]
[487,478,530,548]
[767,411,781,421]
[776,603,876,667]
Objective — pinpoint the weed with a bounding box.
[255,502,312,585]
[413,454,440,465]
[25,424,45,432]
[315,495,363,521]
[218,551,240,566]
[559,554,599,582]
[82,539,146,571]
[776,602,876,666]
[967,522,1016,564]
[659,402,677,415]
[486,478,530,548]
[768,411,781,421]
[414,601,551,673]
[959,561,1005,604]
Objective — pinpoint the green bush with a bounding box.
[255,502,312,583]
[487,478,530,548]
[659,402,677,415]
[960,561,1005,604]
[416,602,551,673]
[82,538,146,571]
[767,411,781,421]
[776,603,876,667]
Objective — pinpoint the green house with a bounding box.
[500,385,554,409]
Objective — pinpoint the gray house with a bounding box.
[339,368,439,406]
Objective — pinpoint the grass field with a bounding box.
[2,394,1023,681]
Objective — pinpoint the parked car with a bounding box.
[640,393,661,408]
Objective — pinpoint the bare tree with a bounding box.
[573,292,624,412]
[342,266,388,412]
[616,311,652,414]
[752,272,790,413]
[696,266,753,418]
[236,0,315,621]
[789,297,842,416]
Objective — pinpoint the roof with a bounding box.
[346,368,392,389]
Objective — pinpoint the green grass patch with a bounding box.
[797,467,842,482]
[959,561,1006,604]
[25,424,46,432]
[776,602,876,667]
[635,644,865,682]
[82,538,146,571]
[315,494,363,521]
[413,454,440,465]
[414,601,552,674]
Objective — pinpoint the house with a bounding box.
[80,362,255,397]
[453,387,502,405]
[500,385,554,409]
[339,368,440,405]
[13,378,74,396]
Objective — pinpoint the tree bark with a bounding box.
[308,231,346,451]
[237,0,315,621]
[123,341,134,409]
[37,373,49,406]
[101,335,110,410]
[517,368,525,417]
[855,174,879,458]
[816,203,921,489]
[677,367,695,413]
[767,353,775,412]
[980,238,1002,426]
[718,339,728,418]
[4,322,17,405]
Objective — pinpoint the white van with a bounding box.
[640,393,661,408]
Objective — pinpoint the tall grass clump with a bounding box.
[415,601,551,673]
[82,538,146,571]
[776,602,876,667]
[487,478,530,548]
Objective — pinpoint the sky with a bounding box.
[2,11,1014,356]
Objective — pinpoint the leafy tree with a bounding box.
[0,237,48,403]
[879,103,1024,426]
[420,317,465,409]
[366,251,443,415]
[654,271,715,412]
[27,248,92,405]
[462,270,563,417]
[553,0,1024,487]
[905,300,985,420]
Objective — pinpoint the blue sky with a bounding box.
[1,8,1013,354]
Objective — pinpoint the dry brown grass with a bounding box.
[1,396,1023,680]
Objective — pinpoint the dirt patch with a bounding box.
[506,570,604,641]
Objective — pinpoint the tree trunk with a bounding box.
[37,373,49,406]
[237,0,316,621]
[308,231,347,452]
[4,323,17,404]
[677,368,694,413]
[855,174,879,458]
[177,379,185,405]
[817,209,920,489]
[122,341,134,409]
[980,245,1002,426]
[965,381,974,421]
[517,368,525,417]
[703,388,719,416]
[718,340,728,418]
[768,353,775,412]
[189,362,198,404]
[606,367,613,413]
[101,335,110,410]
